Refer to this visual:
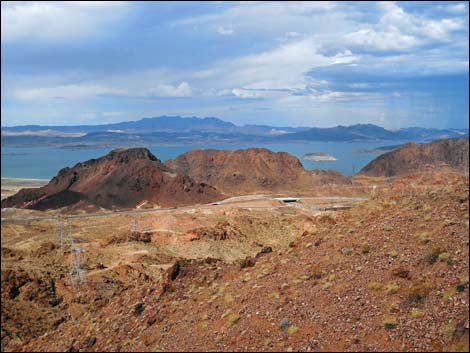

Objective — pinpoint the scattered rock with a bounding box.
[239,257,256,269]
[392,266,410,279]
[134,303,144,315]
[279,318,291,331]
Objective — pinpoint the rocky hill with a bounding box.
[5,171,468,352]
[359,138,469,177]
[1,148,223,210]
[165,148,351,194]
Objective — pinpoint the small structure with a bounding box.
[274,197,298,203]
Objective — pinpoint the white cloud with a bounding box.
[230,88,284,99]
[349,83,370,89]
[146,82,193,97]
[290,1,337,14]
[3,1,468,127]
[345,27,420,51]
[216,25,234,35]
[309,90,382,103]
[175,1,354,40]
[446,3,468,15]
[102,111,125,117]
[79,112,97,121]
[278,31,303,42]
[344,2,466,51]
[421,18,464,39]
[11,80,193,101]
[197,37,359,93]
[231,88,261,99]
[379,1,464,40]
[12,84,125,100]
[1,1,128,42]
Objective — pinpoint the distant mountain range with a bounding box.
[278,123,469,142]
[1,116,468,148]
[1,116,308,135]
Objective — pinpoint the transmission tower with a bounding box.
[68,215,86,296]
[58,217,64,254]
[131,215,138,233]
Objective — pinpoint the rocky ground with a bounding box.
[1,170,468,352]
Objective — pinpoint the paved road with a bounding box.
[1,195,368,223]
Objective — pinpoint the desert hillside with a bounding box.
[359,138,469,177]
[1,148,223,210]
[166,148,351,194]
[2,170,468,352]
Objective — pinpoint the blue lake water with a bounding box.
[1,141,398,179]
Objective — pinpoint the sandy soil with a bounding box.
[1,178,49,200]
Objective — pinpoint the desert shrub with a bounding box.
[405,285,429,305]
[422,204,432,213]
[410,308,424,318]
[424,246,445,264]
[388,303,399,313]
[456,275,468,292]
[441,322,456,339]
[392,266,410,279]
[438,252,450,263]
[368,282,382,290]
[361,242,371,254]
[286,326,299,334]
[416,232,431,244]
[227,313,240,327]
[442,289,455,300]
[383,317,398,330]
[385,282,400,294]
[309,265,323,280]
[447,343,470,352]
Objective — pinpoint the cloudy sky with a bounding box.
[1,1,469,128]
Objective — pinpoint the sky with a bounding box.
[1,1,469,128]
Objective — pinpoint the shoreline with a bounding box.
[1,178,49,200]
[2,177,50,182]
[2,177,50,181]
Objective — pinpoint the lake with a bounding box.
[1,141,398,179]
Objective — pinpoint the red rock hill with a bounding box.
[1,148,223,210]
[165,148,350,194]
[359,138,469,177]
